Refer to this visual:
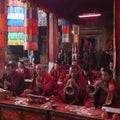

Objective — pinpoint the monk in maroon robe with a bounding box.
[50,62,67,85]
[4,62,25,96]
[16,61,31,79]
[61,65,87,105]
[23,64,55,97]
[50,62,67,96]
[84,68,120,108]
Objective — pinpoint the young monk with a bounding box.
[84,68,120,108]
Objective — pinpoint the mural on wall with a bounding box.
[80,37,96,69]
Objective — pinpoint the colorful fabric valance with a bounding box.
[8,26,24,32]
[8,0,24,7]
[8,6,24,13]
[8,32,25,40]
[62,20,71,43]
[8,13,24,20]
[8,19,24,26]
[8,39,24,46]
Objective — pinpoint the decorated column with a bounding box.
[0,0,7,77]
[48,13,58,72]
[72,25,80,62]
[115,0,120,77]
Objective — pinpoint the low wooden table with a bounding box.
[0,98,119,120]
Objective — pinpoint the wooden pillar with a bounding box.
[0,0,7,77]
[115,0,120,77]
[48,13,58,72]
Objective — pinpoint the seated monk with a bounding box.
[23,64,55,98]
[84,68,120,108]
[80,65,96,85]
[3,62,25,96]
[62,65,87,105]
[50,61,67,94]
[16,61,31,79]
[50,61,67,84]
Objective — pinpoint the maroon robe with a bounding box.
[50,65,67,82]
[84,79,120,108]
[32,72,55,97]
[5,71,25,96]
[16,67,31,79]
[60,74,87,105]
[50,65,67,96]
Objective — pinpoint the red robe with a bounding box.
[16,67,31,79]
[5,71,25,96]
[50,66,67,96]
[84,79,120,108]
[32,72,55,97]
[60,74,87,105]
[50,65,67,82]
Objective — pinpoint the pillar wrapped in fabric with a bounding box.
[24,3,38,51]
[0,0,7,48]
[0,0,7,77]
[62,20,71,43]
[7,0,25,46]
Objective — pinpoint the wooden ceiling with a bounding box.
[25,0,113,25]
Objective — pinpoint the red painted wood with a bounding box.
[115,0,120,74]
[23,111,46,120]
[1,108,21,120]
[48,14,58,63]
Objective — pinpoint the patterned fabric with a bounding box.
[24,3,38,50]
[62,20,71,43]
[7,0,25,46]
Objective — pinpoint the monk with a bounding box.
[16,61,31,79]
[3,62,25,96]
[23,64,55,97]
[80,65,96,85]
[62,65,87,105]
[50,61,67,90]
[84,68,120,108]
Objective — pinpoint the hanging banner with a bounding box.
[7,0,25,46]
[24,3,38,50]
[62,20,71,43]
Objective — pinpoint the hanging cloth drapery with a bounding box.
[7,0,25,46]
[62,20,71,43]
[24,3,38,50]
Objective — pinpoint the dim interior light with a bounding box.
[78,13,101,18]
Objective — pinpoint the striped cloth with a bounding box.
[8,0,24,7]
[62,20,71,43]
[7,0,25,46]
[24,3,38,50]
